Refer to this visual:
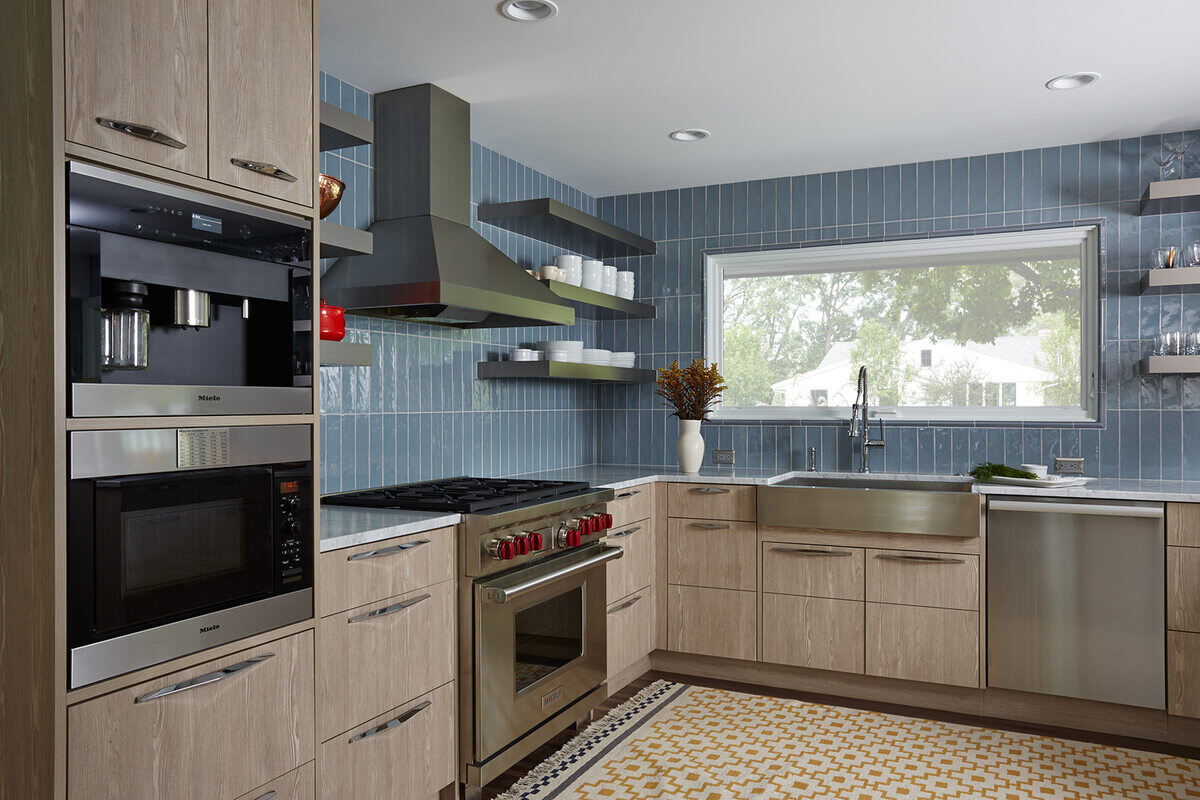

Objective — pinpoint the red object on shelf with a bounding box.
[319,300,346,341]
[528,532,543,551]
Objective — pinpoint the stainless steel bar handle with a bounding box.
[230,158,298,183]
[134,653,274,703]
[486,547,624,604]
[95,117,186,149]
[608,525,642,539]
[874,553,965,564]
[347,593,431,624]
[689,522,731,530]
[348,700,431,744]
[347,539,429,561]
[254,792,277,800]
[607,595,642,615]
[615,490,642,499]
[691,487,730,494]
[771,546,854,557]
[988,499,1164,519]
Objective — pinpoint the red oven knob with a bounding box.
[512,534,530,556]
[487,538,516,560]
[602,513,613,530]
[528,532,544,551]
[557,528,581,548]
[583,516,598,535]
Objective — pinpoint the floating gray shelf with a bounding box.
[1141,355,1200,374]
[319,222,373,259]
[539,279,657,320]
[1140,266,1200,295]
[319,101,373,152]
[477,198,656,259]
[477,360,655,383]
[320,340,373,367]
[1138,177,1200,216]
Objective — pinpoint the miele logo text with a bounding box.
[199,624,220,633]
[197,394,222,402]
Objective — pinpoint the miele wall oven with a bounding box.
[67,425,313,688]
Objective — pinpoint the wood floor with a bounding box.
[480,670,1200,798]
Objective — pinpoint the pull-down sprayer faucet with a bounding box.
[848,365,886,472]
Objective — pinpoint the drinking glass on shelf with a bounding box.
[1154,247,1179,269]
[1188,241,1200,267]
[1156,331,1182,356]
[1187,332,1200,356]
[1154,138,1195,180]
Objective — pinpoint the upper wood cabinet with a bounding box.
[208,0,314,205]
[64,0,209,176]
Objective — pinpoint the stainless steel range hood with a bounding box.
[320,84,573,327]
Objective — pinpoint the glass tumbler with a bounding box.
[1155,247,1179,269]
[1188,241,1200,267]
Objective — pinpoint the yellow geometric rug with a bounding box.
[495,681,1200,800]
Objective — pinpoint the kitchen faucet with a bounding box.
[848,365,885,473]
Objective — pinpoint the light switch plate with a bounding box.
[1054,457,1085,475]
[713,449,735,465]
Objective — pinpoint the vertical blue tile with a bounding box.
[1004,151,1023,212]
[985,154,1005,213]
[900,164,917,220]
[916,161,935,219]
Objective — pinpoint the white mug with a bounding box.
[1020,463,1049,479]
[616,271,635,299]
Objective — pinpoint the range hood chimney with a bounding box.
[320,84,574,327]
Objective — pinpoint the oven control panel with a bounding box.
[479,505,612,570]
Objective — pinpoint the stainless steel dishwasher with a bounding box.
[987,497,1165,709]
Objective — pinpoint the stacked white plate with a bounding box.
[537,340,583,362]
[582,348,612,366]
[508,348,540,361]
[611,351,636,368]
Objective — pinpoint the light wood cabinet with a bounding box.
[64,0,209,176]
[865,549,979,611]
[234,762,314,800]
[762,594,864,673]
[607,520,653,603]
[1169,630,1200,719]
[667,584,756,660]
[208,0,314,205]
[667,518,756,590]
[319,682,455,800]
[609,485,653,529]
[1169,546,1200,633]
[320,527,455,617]
[607,585,655,682]
[762,542,864,600]
[667,483,756,521]
[865,604,979,688]
[319,580,455,741]
[68,631,315,800]
[1168,503,1200,547]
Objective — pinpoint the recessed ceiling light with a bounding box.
[1045,72,1100,90]
[498,0,558,22]
[669,129,710,142]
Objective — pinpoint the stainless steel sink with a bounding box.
[759,473,981,538]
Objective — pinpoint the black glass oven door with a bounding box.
[91,466,274,636]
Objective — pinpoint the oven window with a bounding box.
[121,499,250,592]
[513,587,583,692]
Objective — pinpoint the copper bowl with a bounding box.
[319,173,345,219]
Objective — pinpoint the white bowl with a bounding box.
[537,340,583,352]
[545,350,571,361]
[509,348,540,361]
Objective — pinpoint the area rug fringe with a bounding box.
[492,679,680,800]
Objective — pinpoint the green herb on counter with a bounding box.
[970,462,1039,482]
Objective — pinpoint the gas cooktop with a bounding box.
[322,477,593,514]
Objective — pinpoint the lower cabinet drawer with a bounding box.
[762,542,864,600]
[235,762,314,800]
[607,585,654,680]
[865,603,979,688]
[319,682,456,800]
[866,549,979,611]
[68,631,315,800]
[607,519,652,602]
[667,584,756,661]
[319,579,455,741]
[1169,630,1200,719]
[609,485,654,529]
[1168,546,1200,633]
[667,483,756,521]
[668,518,757,590]
[762,594,864,673]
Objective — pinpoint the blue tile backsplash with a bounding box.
[319,70,1200,483]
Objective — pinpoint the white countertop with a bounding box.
[319,466,1200,551]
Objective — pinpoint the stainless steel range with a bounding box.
[324,477,620,798]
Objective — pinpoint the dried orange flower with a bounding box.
[655,359,727,421]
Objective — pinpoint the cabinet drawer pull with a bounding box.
[690,487,730,494]
[134,653,274,703]
[230,158,298,183]
[95,117,187,149]
[771,546,853,557]
[689,522,731,530]
[348,700,431,744]
[608,525,642,539]
[254,792,277,800]
[607,595,642,614]
[347,539,429,561]
[874,553,965,564]
[615,490,642,499]
[347,593,431,624]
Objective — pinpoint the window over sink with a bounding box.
[706,227,1100,422]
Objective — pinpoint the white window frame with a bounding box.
[705,227,1101,423]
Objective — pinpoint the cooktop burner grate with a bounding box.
[322,477,592,514]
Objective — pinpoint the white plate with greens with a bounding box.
[988,476,1095,488]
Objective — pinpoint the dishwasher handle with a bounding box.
[988,499,1163,519]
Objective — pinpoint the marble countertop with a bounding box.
[320,506,461,553]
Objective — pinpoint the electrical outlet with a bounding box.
[1054,457,1085,475]
[713,449,735,465]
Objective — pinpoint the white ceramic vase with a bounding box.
[676,419,704,475]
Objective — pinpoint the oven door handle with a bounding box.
[484,547,623,604]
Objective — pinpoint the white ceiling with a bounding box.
[320,0,1200,197]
